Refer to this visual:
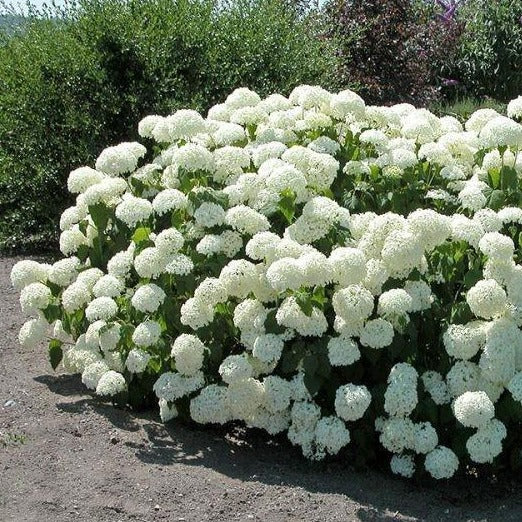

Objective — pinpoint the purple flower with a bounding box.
[442,78,460,87]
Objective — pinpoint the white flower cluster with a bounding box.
[12,86,522,481]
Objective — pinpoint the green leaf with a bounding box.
[88,203,110,232]
[48,340,63,370]
[295,292,313,317]
[277,189,296,224]
[487,168,501,189]
[487,189,506,210]
[463,265,482,289]
[76,244,90,262]
[311,286,328,309]
[303,373,322,397]
[264,309,286,335]
[501,166,518,192]
[42,304,62,324]
[132,226,151,244]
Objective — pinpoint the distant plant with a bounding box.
[451,0,522,101]
[326,0,462,106]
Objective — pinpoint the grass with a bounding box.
[431,96,507,121]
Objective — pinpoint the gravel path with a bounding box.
[1,255,522,522]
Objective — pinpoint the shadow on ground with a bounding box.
[36,372,522,521]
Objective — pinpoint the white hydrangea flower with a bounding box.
[314,416,351,456]
[226,377,265,419]
[263,376,292,413]
[85,296,118,322]
[380,417,415,453]
[327,336,361,366]
[466,419,506,464]
[219,355,253,384]
[359,318,394,349]
[134,247,167,279]
[413,422,438,454]
[478,232,515,261]
[19,282,52,315]
[190,384,231,424]
[424,446,459,479]
[171,334,206,376]
[384,363,418,417]
[453,391,494,428]
[252,334,284,364]
[153,371,205,401]
[334,383,371,422]
[390,454,415,478]
[115,194,153,228]
[82,361,111,390]
[443,322,486,361]
[95,142,146,176]
[48,257,80,287]
[159,398,178,422]
[333,285,374,323]
[508,372,522,402]
[132,321,162,347]
[180,297,214,330]
[96,370,127,396]
[126,348,152,374]
[507,96,522,120]
[18,316,49,348]
[466,279,507,319]
[193,202,226,228]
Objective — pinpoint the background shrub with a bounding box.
[451,0,522,101]
[325,0,462,106]
[0,0,337,253]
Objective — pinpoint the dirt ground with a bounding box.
[1,255,522,522]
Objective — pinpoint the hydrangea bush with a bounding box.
[11,87,522,480]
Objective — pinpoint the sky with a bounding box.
[4,0,66,15]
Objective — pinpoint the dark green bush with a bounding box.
[452,0,522,101]
[0,0,337,253]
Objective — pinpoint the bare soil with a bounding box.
[1,255,522,522]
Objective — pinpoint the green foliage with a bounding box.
[0,0,336,253]
[431,97,507,122]
[452,0,522,101]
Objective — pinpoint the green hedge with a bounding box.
[0,0,337,253]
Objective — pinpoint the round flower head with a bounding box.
[335,383,371,421]
[132,320,162,347]
[96,370,127,396]
[82,361,111,390]
[10,260,49,291]
[171,334,206,376]
[507,95,522,120]
[126,348,152,374]
[190,384,231,425]
[466,419,506,464]
[453,391,494,428]
[359,318,394,349]
[328,336,361,366]
[332,285,374,323]
[390,454,415,478]
[95,142,146,176]
[85,297,118,322]
[466,279,507,319]
[18,316,48,348]
[443,322,485,361]
[131,283,166,313]
[314,416,351,456]
[478,232,515,261]
[424,446,459,479]
[20,282,52,315]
